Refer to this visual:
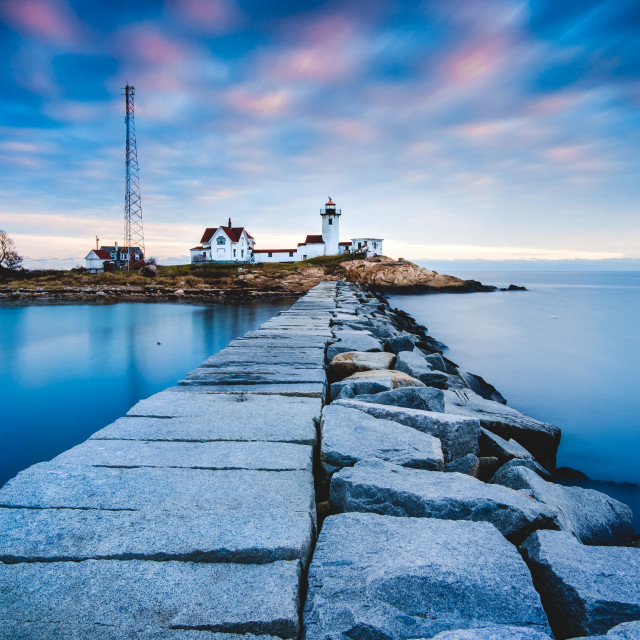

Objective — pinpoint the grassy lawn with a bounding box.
[1,254,365,289]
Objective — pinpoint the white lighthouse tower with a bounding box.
[321,197,341,255]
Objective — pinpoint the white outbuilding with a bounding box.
[84,249,113,273]
[351,238,384,258]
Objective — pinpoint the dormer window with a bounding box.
[217,237,226,245]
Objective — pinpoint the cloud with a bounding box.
[1,0,87,49]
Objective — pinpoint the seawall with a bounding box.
[0,282,638,639]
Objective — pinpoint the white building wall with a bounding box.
[296,243,326,261]
[321,214,340,255]
[253,250,296,263]
[85,252,107,273]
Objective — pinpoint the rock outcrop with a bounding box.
[340,257,497,292]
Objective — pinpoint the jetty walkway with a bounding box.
[1,282,639,639]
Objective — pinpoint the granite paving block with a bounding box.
[243,329,333,338]
[521,530,640,639]
[0,559,301,637]
[331,459,560,543]
[127,391,323,420]
[92,415,317,445]
[0,465,315,514]
[303,513,551,639]
[176,381,325,396]
[53,440,313,472]
[321,405,443,476]
[227,338,327,350]
[183,367,326,385]
[0,508,314,565]
[202,348,325,367]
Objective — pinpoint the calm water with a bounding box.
[390,270,640,527]
[0,300,293,487]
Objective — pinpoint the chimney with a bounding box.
[228,217,232,228]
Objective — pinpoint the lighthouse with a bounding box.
[321,197,341,255]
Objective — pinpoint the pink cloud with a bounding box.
[1,0,84,48]
[170,0,243,34]
[226,89,289,115]
[131,29,189,66]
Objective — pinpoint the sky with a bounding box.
[0,0,639,268]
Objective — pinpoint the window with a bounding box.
[289,252,294,257]
[217,237,226,245]
[357,242,362,249]
[328,218,333,225]
[268,252,273,257]
[241,250,244,257]
[233,249,236,257]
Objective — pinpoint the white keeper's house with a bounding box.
[190,220,255,264]
[190,198,383,264]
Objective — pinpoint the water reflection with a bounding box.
[0,300,293,487]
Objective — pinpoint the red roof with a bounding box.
[253,249,296,253]
[326,197,335,205]
[201,226,246,244]
[190,246,204,251]
[200,228,218,243]
[305,234,324,244]
[93,250,112,260]
[339,241,351,246]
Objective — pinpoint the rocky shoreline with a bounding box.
[0,256,526,304]
[2,281,635,639]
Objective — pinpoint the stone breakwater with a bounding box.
[0,282,638,639]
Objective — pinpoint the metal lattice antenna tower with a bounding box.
[123,84,144,268]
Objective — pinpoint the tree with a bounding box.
[0,230,23,271]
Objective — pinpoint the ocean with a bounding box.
[389,269,640,528]
[0,300,293,488]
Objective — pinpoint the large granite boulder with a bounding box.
[330,459,560,543]
[479,428,534,465]
[333,399,480,461]
[326,333,383,360]
[424,352,447,372]
[348,386,445,412]
[572,621,640,639]
[491,458,552,481]
[385,334,415,354]
[320,405,443,477]
[443,389,560,469]
[328,351,396,380]
[395,350,448,387]
[330,370,424,400]
[521,530,640,639]
[333,380,394,400]
[303,513,552,639]
[444,453,480,477]
[459,371,507,403]
[431,628,552,639]
[492,466,633,545]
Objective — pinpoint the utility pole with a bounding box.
[123,84,145,269]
